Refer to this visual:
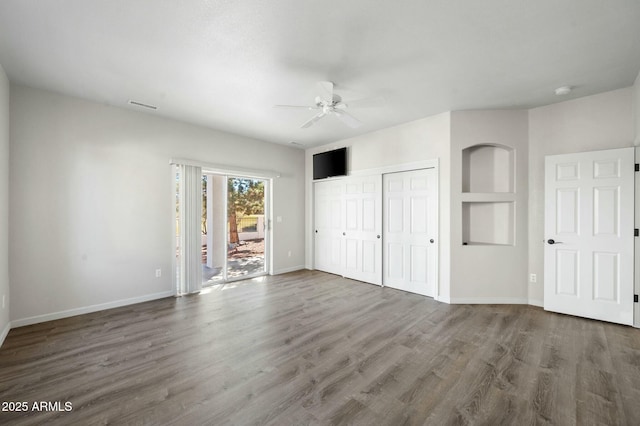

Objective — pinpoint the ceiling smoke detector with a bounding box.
[554,86,572,96]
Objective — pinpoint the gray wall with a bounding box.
[449,110,529,302]
[9,85,305,325]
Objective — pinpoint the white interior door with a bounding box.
[544,147,634,325]
[342,175,382,285]
[313,180,345,276]
[383,168,438,297]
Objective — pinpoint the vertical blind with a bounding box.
[176,163,202,295]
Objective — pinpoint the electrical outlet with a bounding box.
[530,273,537,283]
[288,251,292,257]
[2,295,4,309]
[155,269,162,278]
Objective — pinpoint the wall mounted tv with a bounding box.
[313,147,348,180]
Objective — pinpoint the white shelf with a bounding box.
[460,192,515,203]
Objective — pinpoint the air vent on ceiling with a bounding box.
[128,100,158,110]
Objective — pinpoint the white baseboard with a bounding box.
[528,299,543,307]
[435,295,451,304]
[272,265,305,275]
[0,321,10,347]
[449,297,530,305]
[11,291,174,328]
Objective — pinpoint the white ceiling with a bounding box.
[0,1,639,148]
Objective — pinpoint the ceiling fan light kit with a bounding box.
[275,81,364,129]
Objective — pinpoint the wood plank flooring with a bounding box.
[1,270,639,425]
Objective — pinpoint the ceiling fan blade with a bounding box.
[317,81,334,103]
[333,109,363,128]
[274,104,318,110]
[300,112,326,128]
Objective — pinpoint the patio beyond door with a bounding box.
[201,174,269,286]
[225,177,267,281]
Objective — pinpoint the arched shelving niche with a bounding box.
[462,144,514,193]
[461,143,516,246]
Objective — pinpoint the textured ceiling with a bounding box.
[0,0,639,148]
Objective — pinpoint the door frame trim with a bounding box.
[635,147,640,328]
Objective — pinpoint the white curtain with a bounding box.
[176,164,202,295]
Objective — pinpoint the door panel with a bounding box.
[314,180,344,275]
[411,197,427,233]
[556,188,579,235]
[544,147,634,325]
[556,249,578,296]
[410,245,427,282]
[362,241,376,273]
[342,175,382,284]
[383,168,437,297]
[593,252,618,301]
[388,243,404,279]
[314,175,382,284]
[593,187,618,235]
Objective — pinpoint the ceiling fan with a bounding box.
[275,81,364,129]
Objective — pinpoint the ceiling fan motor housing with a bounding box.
[315,94,342,108]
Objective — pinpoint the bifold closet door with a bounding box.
[342,175,382,285]
[383,168,438,297]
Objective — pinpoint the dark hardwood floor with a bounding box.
[1,270,639,425]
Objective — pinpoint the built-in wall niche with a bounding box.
[462,201,515,246]
[462,144,514,193]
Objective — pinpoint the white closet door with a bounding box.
[342,175,383,285]
[313,179,345,276]
[383,168,437,297]
[544,147,634,325]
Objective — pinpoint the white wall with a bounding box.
[450,110,529,302]
[528,87,634,305]
[0,64,9,343]
[305,112,452,300]
[9,85,305,325]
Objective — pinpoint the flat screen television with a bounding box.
[313,147,347,180]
